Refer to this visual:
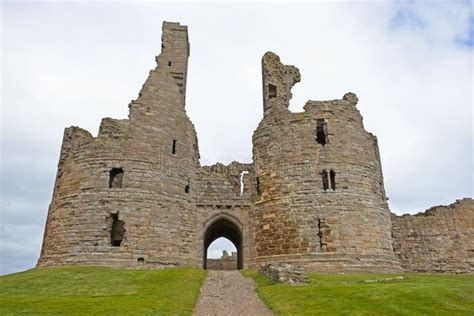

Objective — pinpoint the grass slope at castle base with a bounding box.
[0,266,206,315]
[242,270,474,315]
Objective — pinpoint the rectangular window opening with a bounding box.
[109,168,124,188]
[256,177,261,195]
[316,119,327,146]
[318,218,324,251]
[268,84,277,98]
[172,139,177,155]
[330,170,336,191]
[322,170,329,191]
[110,213,125,247]
[168,61,172,66]
[239,171,250,195]
[185,179,190,193]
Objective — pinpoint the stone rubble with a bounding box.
[259,262,309,285]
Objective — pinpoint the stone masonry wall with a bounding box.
[252,52,401,272]
[38,22,201,268]
[207,251,238,270]
[38,21,471,274]
[195,162,254,269]
[391,199,474,273]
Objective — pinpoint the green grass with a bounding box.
[0,266,207,315]
[242,270,474,315]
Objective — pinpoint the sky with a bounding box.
[1,0,472,275]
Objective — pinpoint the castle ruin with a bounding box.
[206,251,238,270]
[38,22,473,273]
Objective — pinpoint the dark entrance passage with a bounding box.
[203,217,243,270]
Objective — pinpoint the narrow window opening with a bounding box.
[110,213,125,247]
[321,170,329,191]
[185,179,190,193]
[330,170,336,191]
[172,139,177,155]
[168,61,172,66]
[239,171,249,195]
[317,218,333,252]
[268,84,277,98]
[109,168,124,188]
[256,177,261,195]
[317,218,324,251]
[137,257,145,265]
[316,119,327,146]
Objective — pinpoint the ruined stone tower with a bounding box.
[252,52,400,271]
[39,22,200,267]
[38,22,473,273]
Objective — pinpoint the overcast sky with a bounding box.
[1,1,472,275]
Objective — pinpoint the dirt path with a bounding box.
[193,270,273,316]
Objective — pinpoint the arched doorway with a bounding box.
[203,216,243,270]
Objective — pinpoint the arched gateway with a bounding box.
[203,215,244,270]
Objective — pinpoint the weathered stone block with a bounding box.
[259,262,308,285]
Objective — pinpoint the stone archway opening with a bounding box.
[206,238,237,270]
[203,217,243,270]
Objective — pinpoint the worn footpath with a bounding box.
[193,270,273,316]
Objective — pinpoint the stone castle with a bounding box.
[38,22,473,273]
[206,251,238,271]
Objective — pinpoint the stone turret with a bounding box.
[155,22,190,98]
[38,21,200,268]
[253,53,401,272]
[261,52,300,115]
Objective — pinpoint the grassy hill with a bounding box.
[1,266,473,315]
[243,270,474,315]
[0,266,206,315]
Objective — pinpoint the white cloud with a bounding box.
[207,238,237,259]
[1,1,472,274]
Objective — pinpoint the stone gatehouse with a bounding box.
[37,22,473,273]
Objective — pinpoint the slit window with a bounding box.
[321,170,329,191]
[330,170,336,190]
[316,119,327,146]
[256,177,261,195]
[239,170,249,195]
[318,218,324,251]
[172,139,177,154]
[268,84,277,98]
[185,179,190,193]
[168,61,172,66]
[109,168,124,188]
[110,214,125,247]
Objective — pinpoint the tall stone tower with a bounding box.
[38,22,201,267]
[252,52,401,272]
[39,22,469,274]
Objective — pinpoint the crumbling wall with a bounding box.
[195,162,254,269]
[37,21,470,274]
[38,22,201,269]
[252,52,401,272]
[97,118,129,142]
[206,250,238,270]
[196,162,254,204]
[391,199,474,273]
